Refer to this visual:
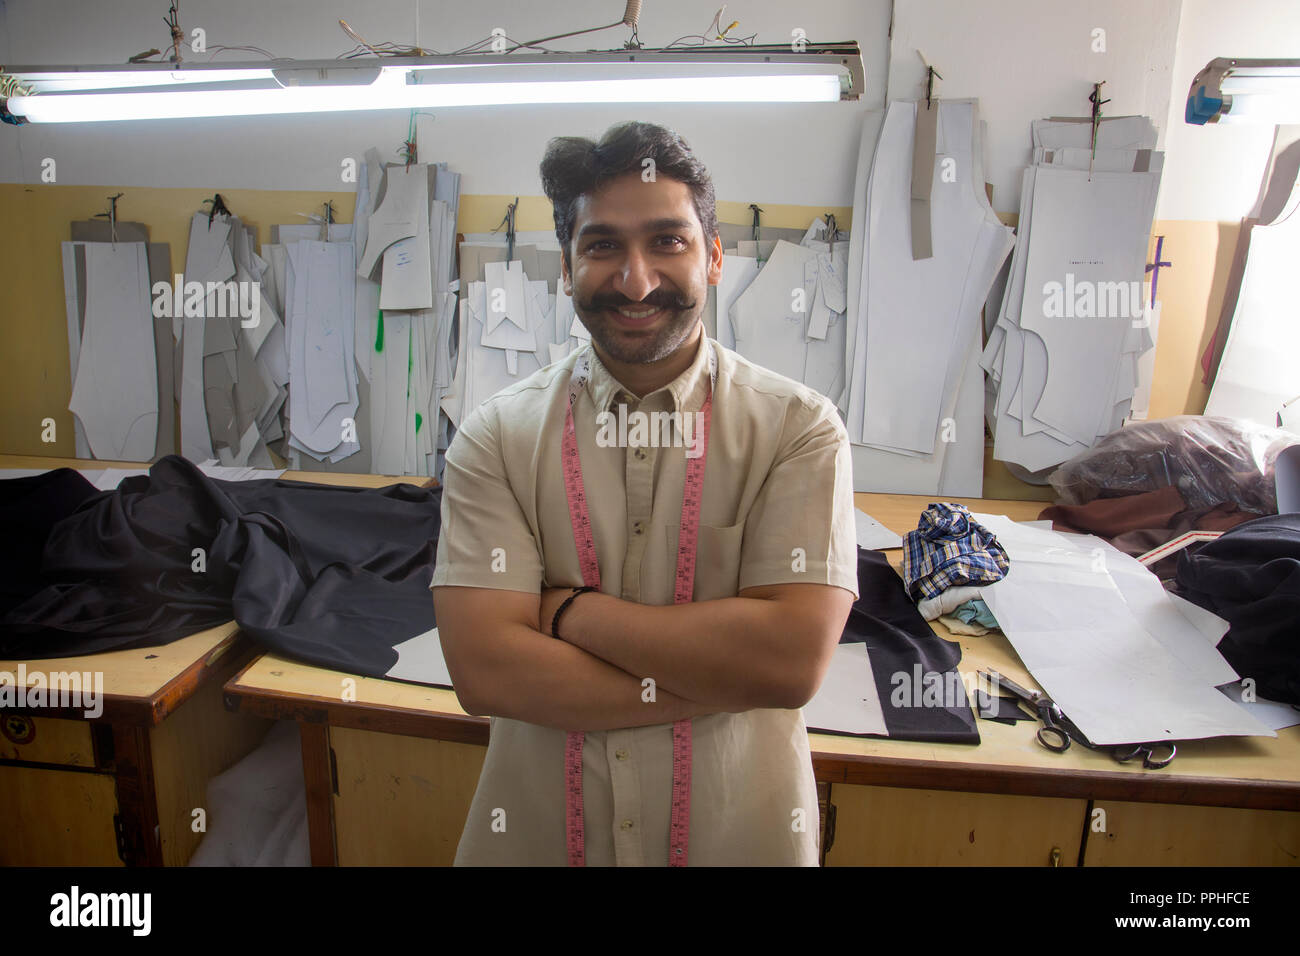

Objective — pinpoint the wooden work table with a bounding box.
[0,453,429,866]
[5,455,1297,865]
[224,490,1300,867]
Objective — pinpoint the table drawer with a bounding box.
[1,714,99,768]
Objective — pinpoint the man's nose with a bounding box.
[614,247,658,302]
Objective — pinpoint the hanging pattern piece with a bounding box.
[982,113,1163,476]
[844,99,1013,495]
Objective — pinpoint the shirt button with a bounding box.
[615,748,629,760]
[620,819,635,831]
[633,521,644,535]
[634,448,647,460]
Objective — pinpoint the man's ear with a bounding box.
[706,233,723,287]
[561,249,574,296]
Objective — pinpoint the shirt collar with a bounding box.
[586,330,712,413]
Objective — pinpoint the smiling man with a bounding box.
[431,121,858,866]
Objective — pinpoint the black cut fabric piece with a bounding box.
[0,456,441,678]
[973,690,1033,725]
[836,548,980,744]
[1174,512,1300,705]
[0,468,104,617]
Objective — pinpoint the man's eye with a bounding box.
[657,236,686,248]
[586,240,615,252]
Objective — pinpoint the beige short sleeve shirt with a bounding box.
[432,334,858,865]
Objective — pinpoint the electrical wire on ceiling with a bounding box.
[448,32,559,56]
[126,1,285,63]
[337,18,436,57]
[664,4,756,48]
[109,1,763,72]
[501,0,643,53]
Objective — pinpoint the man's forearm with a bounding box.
[557,589,842,711]
[448,620,726,732]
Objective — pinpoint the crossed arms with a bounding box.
[432,582,854,733]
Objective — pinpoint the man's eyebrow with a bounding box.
[575,217,696,241]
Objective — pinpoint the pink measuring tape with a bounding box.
[560,342,715,867]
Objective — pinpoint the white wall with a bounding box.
[0,0,891,208]
[1156,0,1300,221]
[889,0,1181,214]
[2,0,1293,221]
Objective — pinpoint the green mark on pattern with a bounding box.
[375,311,384,352]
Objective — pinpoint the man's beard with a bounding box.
[574,286,701,365]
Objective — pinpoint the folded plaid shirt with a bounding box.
[902,502,1011,600]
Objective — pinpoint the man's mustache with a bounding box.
[580,289,696,313]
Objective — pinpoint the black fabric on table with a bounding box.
[0,468,103,618]
[3,462,979,745]
[836,547,980,744]
[0,456,440,677]
[973,690,1035,725]
[1175,512,1300,706]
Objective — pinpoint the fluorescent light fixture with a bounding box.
[1186,57,1300,125]
[2,48,862,123]
[10,68,277,91]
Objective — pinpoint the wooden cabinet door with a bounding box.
[329,726,486,866]
[0,765,123,865]
[824,783,1086,866]
[1085,801,1300,866]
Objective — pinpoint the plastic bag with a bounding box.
[1047,415,1300,512]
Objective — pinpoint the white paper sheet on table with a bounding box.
[1217,682,1300,731]
[973,513,1273,745]
[386,627,454,688]
[1164,590,1231,646]
[801,642,888,736]
[855,508,903,550]
[1056,531,1239,688]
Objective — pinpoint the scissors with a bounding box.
[1112,741,1177,769]
[979,669,1177,768]
[978,669,1078,753]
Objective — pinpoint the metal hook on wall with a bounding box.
[493,198,519,263]
[1088,80,1111,179]
[202,193,232,230]
[93,192,125,247]
[917,50,942,110]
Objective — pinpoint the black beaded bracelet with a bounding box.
[551,586,597,641]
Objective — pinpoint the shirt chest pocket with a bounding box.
[690,522,744,603]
